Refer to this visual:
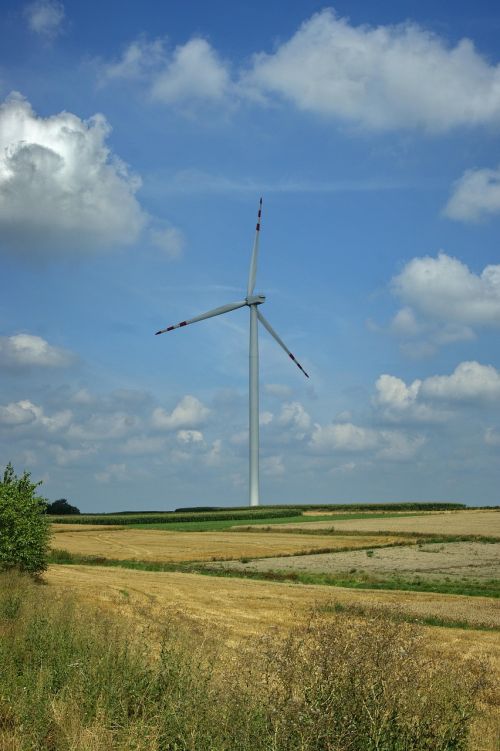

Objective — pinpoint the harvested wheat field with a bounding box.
[263,509,500,536]
[46,564,500,636]
[214,541,500,581]
[50,526,404,562]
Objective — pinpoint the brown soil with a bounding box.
[214,541,500,582]
[50,528,403,562]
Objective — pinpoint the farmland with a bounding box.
[7,503,499,750]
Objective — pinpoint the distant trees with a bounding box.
[0,463,50,576]
[46,499,80,515]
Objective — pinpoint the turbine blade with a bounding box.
[155,300,247,335]
[257,311,309,378]
[247,197,262,296]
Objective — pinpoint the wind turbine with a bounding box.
[155,199,309,507]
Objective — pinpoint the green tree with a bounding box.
[46,498,80,515]
[0,463,50,576]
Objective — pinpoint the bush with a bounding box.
[0,463,50,576]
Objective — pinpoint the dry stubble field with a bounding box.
[50,526,405,562]
[262,509,500,536]
[47,508,500,750]
[214,540,500,582]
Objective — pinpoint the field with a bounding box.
[212,540,500,582]
[50,526,406,562]
[263,508,500,536]
[12,504,499,749]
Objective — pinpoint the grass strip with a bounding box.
[48,549,500,599]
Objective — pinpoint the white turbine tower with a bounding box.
[155,199,309,507]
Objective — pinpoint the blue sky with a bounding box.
[1,0,499,510]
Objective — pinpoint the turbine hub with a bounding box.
[246,294,265,306]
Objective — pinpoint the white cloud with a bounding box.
[277,401,311,436]
[68,412,138,440]
[444,165,500,222]
[311,422,379,452]
[100,38,166,83]
[0,399,71,431]
[421,361,500,402]
[24,0,64,40]
[392,254,500,343]
[95,463,127,483]
[151,38,230,104]
[150,226,185,259]
[374,363,500,426]
[152,395,210,430]
[204,438,222,467]
[374,374,444,423]
[310,421,424,461]
[262,455,285,477]
[0,93,146,257]
[51,445,96,466]
[245,9,500,131]
[259,411,274,426]
[177,429,204,444]
[0,333,74,368]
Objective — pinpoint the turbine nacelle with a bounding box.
[246,294,265,306]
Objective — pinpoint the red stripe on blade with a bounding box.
[179,321,187,327]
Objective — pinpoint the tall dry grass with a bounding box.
[0,571,491,750]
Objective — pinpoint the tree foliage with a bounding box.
[46,498,80,515]
[0,463,50,576]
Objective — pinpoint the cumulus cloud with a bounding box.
[177,429,204,444]
[102,36,231,106]
[310,421,424,461]
[444,165,500,222]
[100,38,166,83]
[389,253,500,353]
[277,401,311,437]
[24,0,64,40]
[0,333,74,369]
[245,9,500,131]
[0,93,146,257]
[374,374,446,423]
[374,362,500,427]
[152,395,210,431]
[151,38,230,104]
[0,399,71,431]
[421,361,500,402]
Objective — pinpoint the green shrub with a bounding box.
[0,463,50,576]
